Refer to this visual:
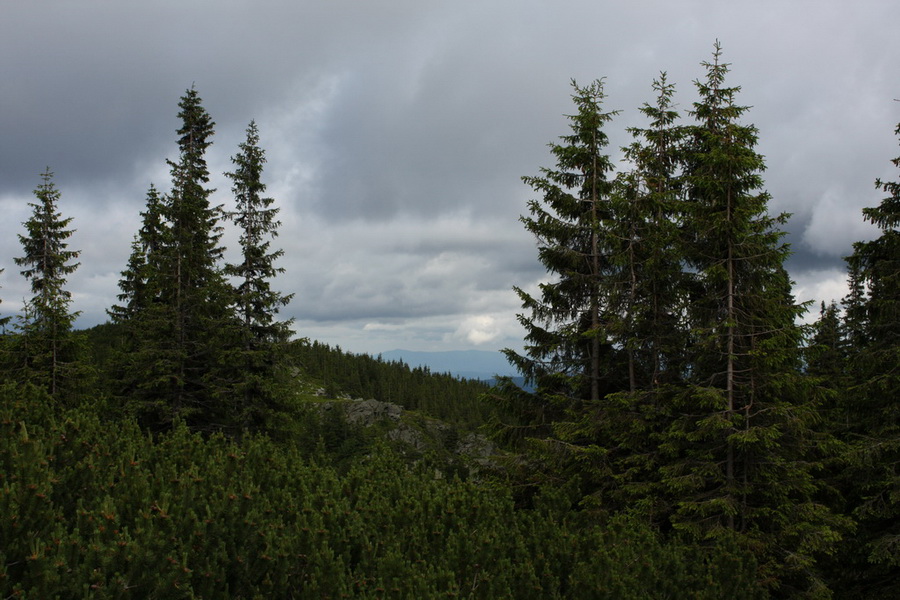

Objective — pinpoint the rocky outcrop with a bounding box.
[313,396,503,476]
[343,398,402,426]
[386,423,428,450]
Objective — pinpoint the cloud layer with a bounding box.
[1,1,898,354]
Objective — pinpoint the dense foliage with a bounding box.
[490,44,888,598]
[1,384,765,599]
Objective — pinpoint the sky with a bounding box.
[1,0,898,356]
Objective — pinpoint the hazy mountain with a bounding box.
[378,349,518,382]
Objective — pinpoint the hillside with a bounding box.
[1,327,770,597]
[378,349,518,381]
[1,381,764,598]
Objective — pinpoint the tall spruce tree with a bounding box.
[222,120,294,428]
[657,43,847,594]
[0,269,9,332]
[490,80,624,461]
[109,184,178,411]
[110,184,167,324]
[511,79,622,394]
[0,269,7,325]
[115,88,236,430]
[161,86,235,428]
[837,119,900,597]
[610,72,690,389]
[0,269,11,379]
[13,169,84,400]
[806,301,848,387]
[551,73,691,516]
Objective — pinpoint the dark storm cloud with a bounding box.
[0,0,427,193]
[309,25,560,222]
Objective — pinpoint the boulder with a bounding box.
[343,398,403,426]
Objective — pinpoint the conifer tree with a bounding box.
[497,80,623,442]
[551,74,691,515]
[807,301,848,386]
[656,43,846,593]
[160,86,236,428]
[0,269,8,329]
[222,120,294,427]
[838,119,900,596]
[611,72,690,389]
[110,184,167,323]
[0,269,10,335]
[13,169,84,399]
[109,184,179,410]
[0,269,11,379]
[115,88,236,430]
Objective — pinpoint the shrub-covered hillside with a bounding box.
[1,383,764,599]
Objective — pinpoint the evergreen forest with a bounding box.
[1,45,898,598]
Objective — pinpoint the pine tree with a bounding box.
[497,80,623,444]
[13,169,84,400]
[553,73,691,516]
[115,88,236,430]
[657,43,846,594]
[837,118,900,597]
[222,120,294,428]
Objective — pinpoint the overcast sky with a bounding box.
[1,1,898,356]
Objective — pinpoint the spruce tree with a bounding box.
[161,86,236,428]
[657,43,846,594]
[110,184,167,323]
[0,269,10,335]
[115,88,236,430]
[0,269,11,380]
[807,301,848,386]
[838,119,900,597]
[222,120,294,428]
[553,73,691,516]
[610,72,690,390]
[13,169,84,400]
[0,269,8,330]
[500,79,622,420]
[109,184,178,411]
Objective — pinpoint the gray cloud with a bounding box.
[2,0,898,353]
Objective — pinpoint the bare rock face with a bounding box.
[387,424,427,450]
[343,398,403,426]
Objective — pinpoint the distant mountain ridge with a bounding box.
[378,349,518,382]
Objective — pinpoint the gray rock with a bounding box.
[387,424,426,450]
[344,398,403,426]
